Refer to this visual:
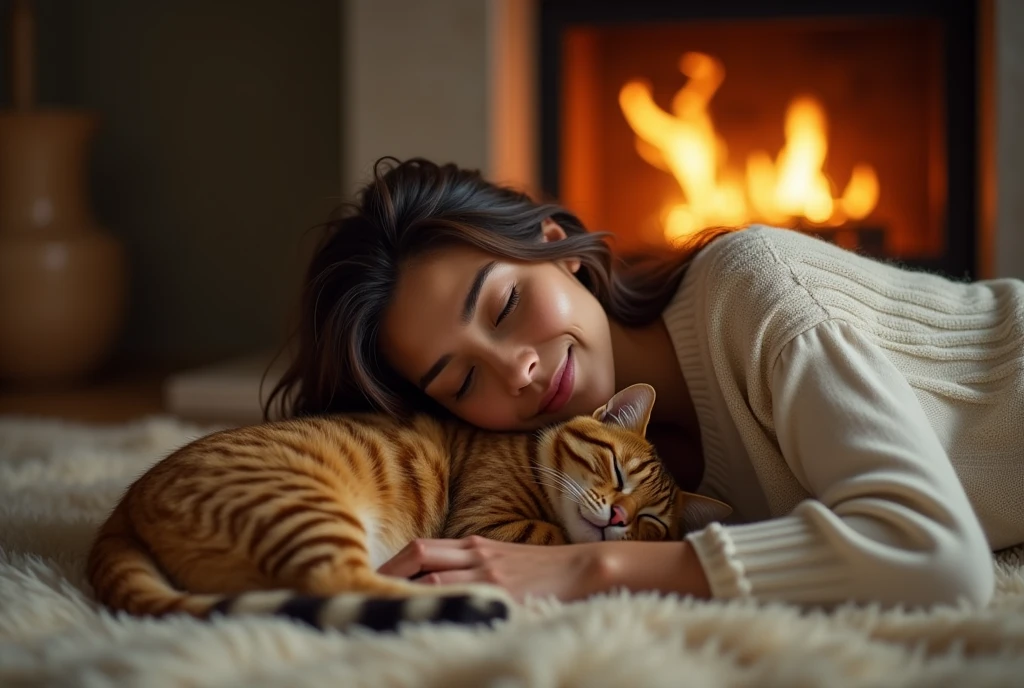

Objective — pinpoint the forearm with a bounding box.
[599,540,711,599]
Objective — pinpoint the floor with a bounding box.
[0,369,170,424]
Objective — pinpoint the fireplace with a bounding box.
[539,0,979,278]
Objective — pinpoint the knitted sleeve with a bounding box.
[685,319,995,607]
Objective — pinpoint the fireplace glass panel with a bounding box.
[558,17,946,259]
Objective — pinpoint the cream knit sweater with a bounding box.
[666,226,1024,607]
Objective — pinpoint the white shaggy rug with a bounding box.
[2,416,1024,688]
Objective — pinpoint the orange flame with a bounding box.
[618,52,880,243]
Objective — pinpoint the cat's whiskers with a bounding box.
[533,465,587,502]
[534,466,609,523]
[531,470,585,504]
[530,477,582,505]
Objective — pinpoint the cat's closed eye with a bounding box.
[637,513,669,539]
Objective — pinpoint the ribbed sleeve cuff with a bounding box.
[685,510,852,602]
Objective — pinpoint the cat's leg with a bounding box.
[472,519,567,545]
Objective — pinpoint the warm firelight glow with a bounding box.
[618,52,880,243]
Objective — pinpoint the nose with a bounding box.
[609,504,629,527]
[494,346,538,394]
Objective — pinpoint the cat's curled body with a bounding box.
[87,384,730,632]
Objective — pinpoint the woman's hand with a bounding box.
[377,536,711,603]
[377,536,612,602]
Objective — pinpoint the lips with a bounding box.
[538,346,575,416]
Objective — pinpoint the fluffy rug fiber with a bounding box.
[2,416,1024,687]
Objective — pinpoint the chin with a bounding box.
[557,502,604,543]
[565,520,604,543]
[602,527,628,542]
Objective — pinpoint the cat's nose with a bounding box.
[608,504,629,527]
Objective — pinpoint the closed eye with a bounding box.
[638,514,668,531]
[612,459,624,491]
[455,367,474,401]
[454,285,519,401]
[496,284,519,325]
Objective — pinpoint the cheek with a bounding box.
[523,285,574,336]
[562,466,602,498]
[532,280,615,415]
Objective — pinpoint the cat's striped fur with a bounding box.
[87,384,730,632]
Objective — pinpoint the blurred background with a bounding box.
[0,0,1021,425]
[0,0,342,422]
[0,0,341,368]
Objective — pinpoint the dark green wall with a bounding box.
[0,0,340,366]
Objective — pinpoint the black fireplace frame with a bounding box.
[538,0,979,278]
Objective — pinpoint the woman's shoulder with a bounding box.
[683,225,818,296]
[670,226,834,344]
[692,224,838,269]
[687,224,912,296]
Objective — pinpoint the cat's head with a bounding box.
[536,383,731,544]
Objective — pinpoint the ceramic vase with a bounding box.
[0,0,126,385]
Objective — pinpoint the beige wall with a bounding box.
[341,0,537,194]
[342,0,490,193]
[0,0,340,366]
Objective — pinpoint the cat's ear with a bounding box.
[676,491,733,533]
[592,383,656,436]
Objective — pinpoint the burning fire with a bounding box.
[618,52,880,243]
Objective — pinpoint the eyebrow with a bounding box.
[417,260,497,391]
[461,261,497,325]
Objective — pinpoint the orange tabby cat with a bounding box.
[87,384,730,632]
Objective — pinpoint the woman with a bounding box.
[267,157,1023,608]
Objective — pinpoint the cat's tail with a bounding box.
[86,506,511,632]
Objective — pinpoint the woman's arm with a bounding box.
[686,319,995,608]
[601,539,712,598]
[378,537,712,602]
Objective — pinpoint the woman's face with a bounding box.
[381,222,616,431]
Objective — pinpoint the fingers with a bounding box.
[413,569,481,586]
[415,562,526,603]
[376,538,486,578]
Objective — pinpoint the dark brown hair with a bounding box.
[264,157,732,419]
